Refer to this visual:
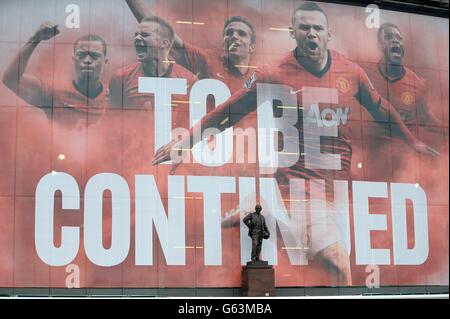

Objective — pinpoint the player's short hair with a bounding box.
[74,34,107,56]
[223,16,256,44]
[292,1,328,26]
[377,23,402,43]
[141,16,175,43]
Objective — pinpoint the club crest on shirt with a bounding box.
[336,77,350,93]
[244,72,257,89]
[401,91,415,106]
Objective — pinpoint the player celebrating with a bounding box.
[125,0,261,188]
[108,15,197,173]
[125,0,257,92]
[124,0,259,167]
[362,22,442,181]
[108,16,196,108]
[364,22,441,129]
[2,22,109,129]
[126,0,261,170]
[153,2,440,286]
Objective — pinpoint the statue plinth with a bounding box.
[245,260,272,268]
[242,261,275,297]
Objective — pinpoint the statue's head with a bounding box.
[255,204,262,213]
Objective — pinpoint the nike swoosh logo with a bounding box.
[290,88,303,95]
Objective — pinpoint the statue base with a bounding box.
[242,261,275,297]
[246,260,271,268]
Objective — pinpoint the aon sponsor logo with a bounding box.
[304,104,350,127]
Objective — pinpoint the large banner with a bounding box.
[0,0,448,288]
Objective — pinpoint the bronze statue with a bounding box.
[243,204,270,262]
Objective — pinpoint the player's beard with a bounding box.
[74,69,102,97]
[76,66,99,84]
[81,72,100,85]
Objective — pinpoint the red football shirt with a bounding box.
[108,62,197,108]
[363,63,429,126]
[194,49,393,184]
[41,77,108,129]
[179,42,254,93]
[361,63,435,181]
[108,61,198,129]
[108,61,198,179]
[179,43,260,176]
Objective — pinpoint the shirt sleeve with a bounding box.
[192,69,262,135]
[356,66,418,144]
[108,71,124,107]
[175,42,211,79]
[356,65,416,126]
[356,67,382,110]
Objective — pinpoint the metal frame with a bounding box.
[316,0,449,18]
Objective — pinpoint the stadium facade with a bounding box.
[0,0,448,297]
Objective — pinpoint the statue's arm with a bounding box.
[243,214,252,228]
[263,217,270,234]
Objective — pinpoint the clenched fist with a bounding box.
[31,22,60,42]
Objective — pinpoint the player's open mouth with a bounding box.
[80,67,93,73]
[228,42,240,51]
[135,43,148,58]
[390,46,403,57]
[306,42,319,52]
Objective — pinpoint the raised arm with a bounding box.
[125,0,147,23]
[2,22,59,107]
[192,87,258,134]
[125,0,184,49]
[356,68,440,158]
[152,82,259,166]
[420,104,442,128]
